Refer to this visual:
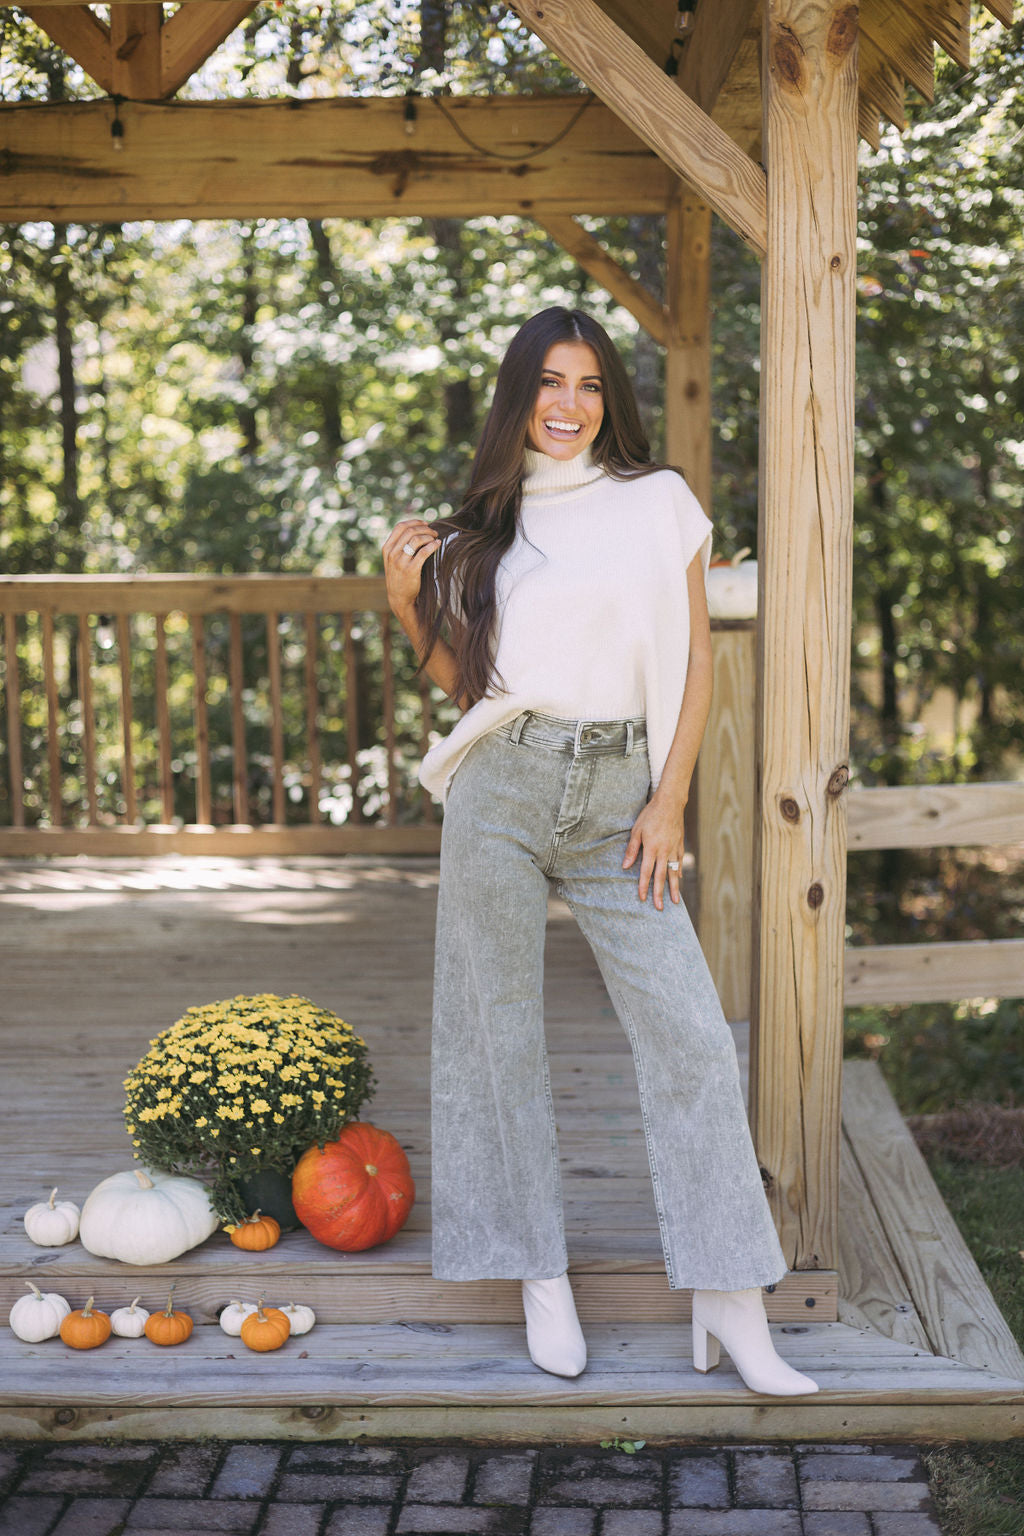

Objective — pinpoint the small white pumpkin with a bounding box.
[110,1296,150,1338]
[79,1167,218,1266]
[23,1187,80,1247]
[9,1282,72,1342]
[280,1302,316,1336]
[219,1300,259,1337]
[707,548,758,620]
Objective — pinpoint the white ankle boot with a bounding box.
[691,1287,819,1396]
[522,1273,587,1378]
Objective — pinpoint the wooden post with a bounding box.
[748,0,858,1272]
[665,189,712,512]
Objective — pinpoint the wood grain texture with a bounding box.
[19,4,114,94]
[848,781,1024,849]
[510,0,769,253]
[843,1061,1024,1383]
[665,190,712,513]
[844,938,1024,1005]
[678,0,760,114]
[159,0,259,99]
[698,627,755,1023]
[536,217,668,343]
[3,612,24,827]
[750,0,859,1273]
[860,0,935,99]
[0,97,672,222]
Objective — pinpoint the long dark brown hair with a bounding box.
[416,306,680,707]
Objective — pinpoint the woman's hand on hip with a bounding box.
[622,791,686,912]
[382,518,441,616]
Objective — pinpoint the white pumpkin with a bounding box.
[280,1302,316,1336]
[79,1167,218,1266]
[9,1282,72,1342]
[110,1296,150,1338]
[219,1300,258,1337]
[23,1187,80,1247]
[707,549,758,620]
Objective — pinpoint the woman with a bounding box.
[382,307,817,1396]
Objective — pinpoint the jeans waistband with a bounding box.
[505,711,646,757]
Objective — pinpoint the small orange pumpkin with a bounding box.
[227,1210,281,1251]
[144,1285,194,1347]
[59,1296,112,1350]
[240,1297,291,1353]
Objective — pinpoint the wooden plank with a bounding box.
[0,573,391,617]
[41,612,62,827]
[0,825,445,857]
[116,614,137,825]
[837,1124,932,1349]
[19,4,113,94]
[77,616,100,820]
[228,612,247,826]
[0,97,672,221]
[510,0,769,254]
[859,31,908,131]
[303,613,322,825]
[698,627,755,1023]
[844,938,1024,1006]
[159,0,259,99]
[343,613,362,823]
[266,612,286,826]
[190,616,212,825]
[860,0,935,101]
[2,611,25,828]
[535,217,668,343]
[678,0,759,114]
[848,781,1024,850]
[749,0,858,1273]
[665,188,711,511]
[858,100,883,151]
[980,0,1014,23]
[380,613,398,826]
[842,1060,1024,1384]
[109,2,163,100]
[153,613,174,823]
[900,0,970,67]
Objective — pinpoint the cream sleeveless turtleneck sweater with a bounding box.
[418,446,713,804]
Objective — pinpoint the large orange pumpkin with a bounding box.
[292,1122,415,1251]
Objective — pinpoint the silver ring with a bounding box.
[402,542,416,556]
[667,860,681,872]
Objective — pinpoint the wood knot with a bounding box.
[684,380,701,400]
[780,796,801,823]
[830,253,843,271]
[301,1404,330,1420]
[827,765,850,796]
[759,1165,775,1193]
[772,28,805,89]
[807,882,825,909]
[827,6,859,60]
[53,1408,77,1426]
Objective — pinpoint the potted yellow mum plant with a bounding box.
[123,993,375,1226]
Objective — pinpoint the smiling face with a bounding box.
[526,341,605,460]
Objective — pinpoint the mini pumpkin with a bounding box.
[23,1187,80,1247]
[9,1282,71,1343]
[60,1296,112,1350]
[144,1286,193,1347]
[240,1298,291,1353]
[281,1302,316,1336]
[110,1296,150,1338]
[292,1122,415,1252]
[79,1167,218,1266]
[226,1210,281,1251]
[218,1300,259,1337]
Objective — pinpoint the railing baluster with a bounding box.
[380,611,398,827]
[267,611,286,825]
[77,615,99,825]
[191,616,212,825]
[343,612,362,823]
[116,614,136,824]
[418,672,434,821]
[3,611,25,828]
[304,612,322,824]
[229,612,247,825]
[154,613,174,824]
[42,611,62,827]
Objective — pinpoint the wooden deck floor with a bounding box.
[1,858,1022,1443]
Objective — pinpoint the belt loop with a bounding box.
[573,720,585,756]
[509,712,529,745]
[625,720,634,757]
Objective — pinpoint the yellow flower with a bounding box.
[251,1098,272,1115]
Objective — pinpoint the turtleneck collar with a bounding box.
[521,446,605,497]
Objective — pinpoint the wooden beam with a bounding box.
[109,2,163,99]
[19,4,113,95]
[860,0,935,102]
[848,782,1024,850]
[678,0,759,114]
[899,0,970,68]
[845,938,1024,1006]
[859,32,908,132]
[749,0,859,1275]
[593,0,676,63]
[509,0,768,255]
[981,0,1014,23]
[664,187,711,507]
[535,217,667,344]
[160,1,260,99]
[0,97,672,221]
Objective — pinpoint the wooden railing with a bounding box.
[0,574,454,855]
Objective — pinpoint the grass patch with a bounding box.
[924,1443,1024,1536]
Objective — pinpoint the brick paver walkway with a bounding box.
[0,1440,944,1535]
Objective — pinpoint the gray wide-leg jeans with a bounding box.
[431,711,788,1292]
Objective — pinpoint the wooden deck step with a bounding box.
[3,1321,1022,1444]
